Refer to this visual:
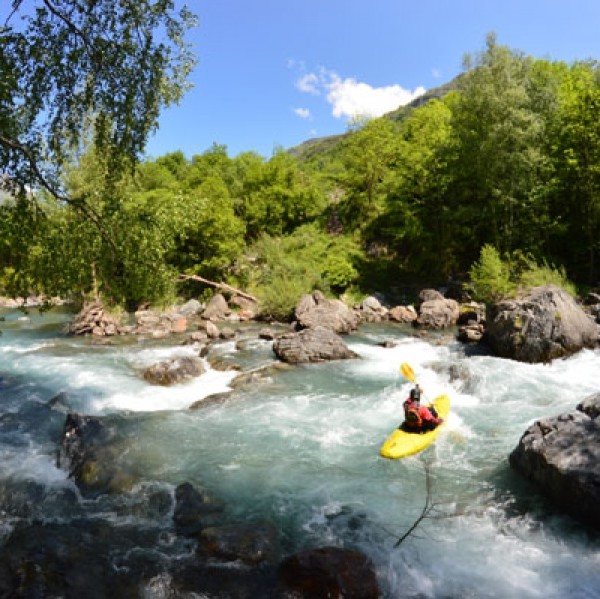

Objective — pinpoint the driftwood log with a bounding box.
[177,274,257,303]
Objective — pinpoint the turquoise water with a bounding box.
[1,309,599,597]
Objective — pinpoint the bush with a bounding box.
[469,244,514,303]
[469,245,577,303]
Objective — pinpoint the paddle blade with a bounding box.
[400,362,415,382]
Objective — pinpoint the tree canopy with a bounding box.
[0,0,196,200]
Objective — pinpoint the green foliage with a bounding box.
[0,1,197,197]
[469,244,577,303]
[236,224,363,319]
[469,245,515,303]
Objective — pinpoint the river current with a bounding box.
[1,307,599,598]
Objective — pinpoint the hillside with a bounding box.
[287,75,462,162]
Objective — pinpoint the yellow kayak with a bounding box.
[380,394,450,459]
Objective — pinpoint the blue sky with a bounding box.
[143,0,600,159]
[9,1,600,160]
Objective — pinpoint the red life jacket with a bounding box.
[403,400,422,428]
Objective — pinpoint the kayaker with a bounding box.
[402,386,443,433]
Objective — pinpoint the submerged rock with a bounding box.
[509,392,600,529]
[143,356,205,386]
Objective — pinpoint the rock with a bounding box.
[69,300,124,336]
[361,295,388,322]
[388,305,418,323]
[199,521,279,565]
[219,327,236,340]
[178,298,202,316]
[419,288,445,303]
[143,357,205,386]
[294,290,359,334]
[486,285,599,363]
[57,413,134,498]
[272,326,360,364]
[229,294,257,320]
[278,546,379,598]
[457,323,485,342]
[202,293,230,321]
[509,393,600,529]
[173,482,223,536]
[198,319,220,339]
[415,297,460,329]
[258,327,276,340]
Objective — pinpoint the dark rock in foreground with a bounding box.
[509,392,600,529]
[278,546,379,598]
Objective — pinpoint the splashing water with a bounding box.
[0,311,599,597]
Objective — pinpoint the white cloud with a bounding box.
[294,107,311,119]
[295,68,425,120]
[296,73,320,95]
[325,73,425,119]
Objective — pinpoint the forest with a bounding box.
[1,6,599,318]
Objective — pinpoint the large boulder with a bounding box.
[278,546,379,598]
[509,393,600,529]
[201,293,230,321]
[294,290,359,334]
[272,326,359,364]
[486,285,599,363]
[415,297,460,329]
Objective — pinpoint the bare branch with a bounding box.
[177,274,257,303]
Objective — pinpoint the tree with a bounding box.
[450,33,549,261]
[337,118,400,230]
[549,61,600,283]
[0,0,196,202]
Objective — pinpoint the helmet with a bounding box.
[410,387,421,402]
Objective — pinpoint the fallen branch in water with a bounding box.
[177,274,257,303]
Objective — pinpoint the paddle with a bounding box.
[400,362,434,410]
[400,362,416,383]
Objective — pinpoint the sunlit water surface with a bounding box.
[1,309,599,597]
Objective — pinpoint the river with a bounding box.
[1,307,599,597]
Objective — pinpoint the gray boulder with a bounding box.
[294,290,359,334]
[273,326,359,364]
[509,393,600,529]
[486,285,599,363]
[202,293,230,321]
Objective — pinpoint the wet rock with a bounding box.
[143,356,205,386]
[278,546,379,598]
[294,290,359,334]
[58,413,136,498]
[273,326,360,364]
[258,327,276,340]
[486,285,599,363]
[199,521,279,565]
[198,319,220,339]
[509,393,600,529]
[173,482,224,536]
